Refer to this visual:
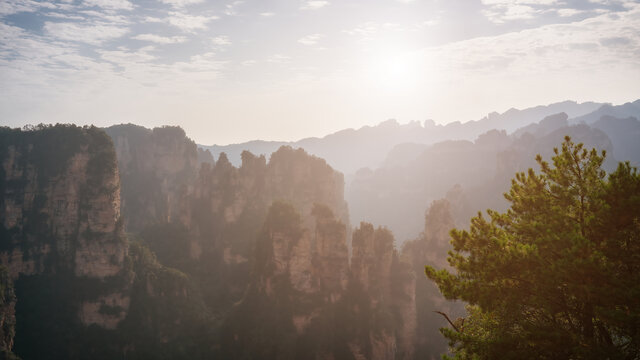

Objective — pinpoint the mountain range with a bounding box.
[0,99,638,359]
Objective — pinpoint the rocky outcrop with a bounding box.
[0,125,130,333]
[253,202,348,302]
[0,266,16,359]
[350,222,417,360]
[351,223,394,300]
[192,146,349,232]
[107,125,424,359]
[311,204,349,301]
[108,124,350,268]
[2,124,426,359]
[79,292,130,329]
[105,124,199,232]
[222,202,420,359]
[401,199,465,359]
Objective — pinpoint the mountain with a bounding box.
[511,112,569,138]
[346,117,622,243]
[105,124,447,359]
[2,100,637,359]
[591,115,640,166]
[570,100,640,125]
[2,123,458,359]
[201,100,604,175]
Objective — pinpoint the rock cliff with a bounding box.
[104,124,200,232]
[401,199,465,359]
[0,266,16,359]
[0,125,130,338]
[1,123,450,359]
[106,125,426,359]
[1,125,215,359]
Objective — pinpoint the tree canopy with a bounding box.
[426,136,640,359]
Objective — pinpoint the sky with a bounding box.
[1,0,639,145]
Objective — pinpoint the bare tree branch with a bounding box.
[434,311,461,333]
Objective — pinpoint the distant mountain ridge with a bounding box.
[571,99,640,125]
[347,111,640,243]
[200,100,607,174]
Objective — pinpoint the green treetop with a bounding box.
[426,136,640,359]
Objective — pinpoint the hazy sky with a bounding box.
[1,0,639,145]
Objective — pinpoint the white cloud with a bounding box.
[301,1,329,10]
[587,0,636,5]
[557,8,585,17]
[211,35,231,46]
[343,21,408,41]
[298,33,324,46]
[44,22,129,45]
[144,16,164,23]
[158,0,204,8]
[423,6,640,75]
[343,22,380,37]
[83,0,133,11]
[481,0,558,4]
[80,10,130,24]
[45,12,86,20]
[133,33,187,44]
[0,0,56,16]
[224,1,244,16]
[99,46,156,64]
[267,54,291,63]
[165,12,218,32]
[260,12,275,17]
[481,0,561,23]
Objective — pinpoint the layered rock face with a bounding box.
[106,125,348,263]
[402,199,465,359]
[1,124,452,359]
[105,125,429,359]
[0,125,213,360]
[350,223,416,360]
[105,124,201,232]
[0,125,130,336]
[222,202,416,360]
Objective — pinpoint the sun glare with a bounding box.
[364,51,421,92]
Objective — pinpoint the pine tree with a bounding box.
[425,136,640,359]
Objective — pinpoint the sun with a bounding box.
[364,51,420,92]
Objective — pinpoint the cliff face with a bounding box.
[106,124,349,264]
[104,125,426,359]
[260,202,349,302]
[0,125,215,360]
[189,146,349,237]
[402,199,464,359]
[0,267,16,359]
[105,124,200,232]
[221,203,416,360]
[0,126,130,337]
[350,223,416,360]
[0,124,446,359]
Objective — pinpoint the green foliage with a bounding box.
[425,137,640,359]
[85,126,118,190]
